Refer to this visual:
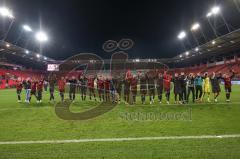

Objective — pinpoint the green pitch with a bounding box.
[1,85,240,159]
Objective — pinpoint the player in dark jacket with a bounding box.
[79,75,87,101]
[16,78,23,102]
[139,72,147,104]
[69,76,77,101]
[156,72,164,104]
[210,72,221,102]
[172,73,182,104]
[130,75,138,104]
[187,73,195,103]
[179,72,187,103]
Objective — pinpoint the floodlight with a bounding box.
[191,23,200,31]
[185,51,189,56]
[206,12,212,17]
[212,40,216,45]
[36,54,40,58]
[25,50,29,54]
[211,6,220,15]
[6,44,10,47]
[22,25,32,32]
[179,55,183,58]
[195,47,199,51]
[178,31,186,40]
[44,57,47,60]
[0,7,14,19]
[35,31,48,42]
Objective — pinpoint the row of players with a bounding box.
[15,70,235,104]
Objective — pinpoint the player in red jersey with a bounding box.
[220,70,235,102]
[97,75,105,101]
[164,71,172,104]
[58,77,66,102]
[87,75,96,101]
[37,79,44,103]
[29,79,37,102]
[16,77,23,102]
[104,77,111,102]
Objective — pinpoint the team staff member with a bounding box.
[79,75,87,101]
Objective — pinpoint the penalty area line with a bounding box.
[1,134,240,145]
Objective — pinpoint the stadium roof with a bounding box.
[0,40,55,69]
[173,28,240,63]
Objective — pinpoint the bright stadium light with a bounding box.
[36,54,41,58]
[0,7,14,19]
[191,23,200,31]
[25,50,29,54]
[22,25,33,32]
[212,40,216,45]
[211,6,221,15]
[185,51,189,56]
[44,57,47,60]
[178,31,186,40]
[179,55,183,58]
[35,31,48,42]
[195,47,199,52]
[206,12,212,17]
[6,44,10,47]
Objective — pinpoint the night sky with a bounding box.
[1,0,240,60]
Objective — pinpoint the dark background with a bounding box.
[0,0,240,60]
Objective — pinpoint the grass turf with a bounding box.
[0,85,240,159]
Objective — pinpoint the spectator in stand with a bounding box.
[58,77,66,102]
[195,73,203,101]
[16,77,23,103]
[37,79,44,103]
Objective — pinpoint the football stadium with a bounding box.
[1,0,240,159]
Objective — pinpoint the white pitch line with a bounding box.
[1,134,240,145]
